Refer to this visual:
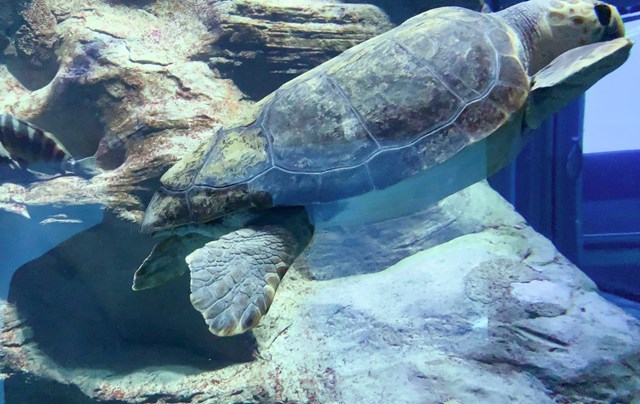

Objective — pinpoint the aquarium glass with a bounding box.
[584,16,640,153]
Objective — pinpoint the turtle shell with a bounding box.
[160,7,530,217]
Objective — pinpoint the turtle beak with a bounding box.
[594,3,625,41]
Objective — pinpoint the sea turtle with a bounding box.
[133,0,631,337]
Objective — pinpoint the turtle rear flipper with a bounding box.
[133,233,210,291]
[187,220,311,337]
[525,37,632,129]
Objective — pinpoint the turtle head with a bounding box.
[498,0,625,74]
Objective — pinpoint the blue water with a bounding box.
[0,206,103,300]
[0,205,102,403]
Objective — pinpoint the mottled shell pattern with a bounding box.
[158,7,530,222]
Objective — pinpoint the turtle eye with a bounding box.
[594,3,612,26]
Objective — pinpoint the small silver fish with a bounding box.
[0,114,100,178]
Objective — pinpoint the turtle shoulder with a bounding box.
[160,96,273,192]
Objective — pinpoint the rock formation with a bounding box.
[0,0,396,224]
[2,182,640,402]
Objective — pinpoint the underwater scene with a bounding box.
[0,0,639,402]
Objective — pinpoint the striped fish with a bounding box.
[0,114,100,178]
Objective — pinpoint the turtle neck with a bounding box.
[495,0,625,76]
[496,1,542,74]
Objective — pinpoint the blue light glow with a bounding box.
[584,18,640,153]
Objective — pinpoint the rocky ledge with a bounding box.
[2,182,639,402]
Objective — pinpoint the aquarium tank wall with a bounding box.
[0,0,639,402]
[490,1,640,307]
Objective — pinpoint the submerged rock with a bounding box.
[14,0,59,69]
[2,182,639,402]
[0,0,250,222]
[342,0,488,24]
[210,0,393,99]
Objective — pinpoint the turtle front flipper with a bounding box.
[525,37,633,129]
[187,209,313,337]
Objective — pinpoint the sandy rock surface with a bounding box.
[2,182,639,402]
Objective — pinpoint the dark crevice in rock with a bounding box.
[0,52,59,91]
[214,52,312,101]
[96,142,127,171]
[126,175,162,207]
[5,374,98,404]
[96,125,165,172]
[105,0,156,8]
[208,1,392,100]
[0,33,10,52]
[342,0,485,24]
[31,83,106,160]
[6,212,258,373]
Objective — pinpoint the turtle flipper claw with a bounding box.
[186,226,299,337]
